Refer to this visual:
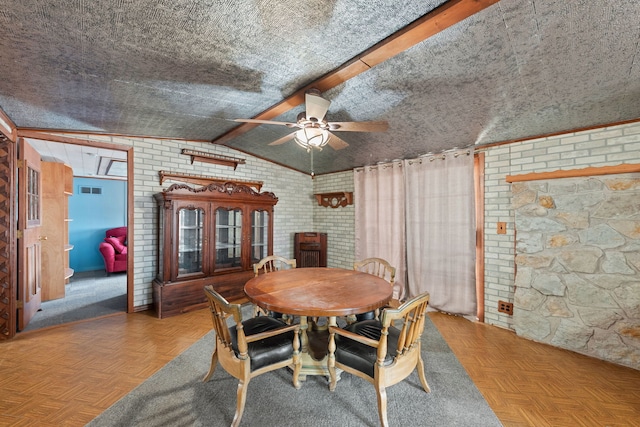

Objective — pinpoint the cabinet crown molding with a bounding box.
[160,182,277,203]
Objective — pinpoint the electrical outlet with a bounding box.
[497,222,506,234]
[498,300,513,315]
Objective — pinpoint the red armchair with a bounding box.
[99,226,128,275]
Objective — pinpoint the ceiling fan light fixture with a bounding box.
[294,127,329,151]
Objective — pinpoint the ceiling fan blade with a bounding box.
[234,118,296,127]
[328,121,389,132]
[305,93,331,121]
[326,132,349,150]
[268,132,297,146]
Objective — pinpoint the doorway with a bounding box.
[19,135,133,332]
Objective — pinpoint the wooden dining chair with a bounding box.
[252,255,297,321]
[203,285,301,427]
[352,257,396,322]
[327,292,431,427]
[253,254,297,275]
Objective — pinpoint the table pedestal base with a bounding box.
[295,316,342,382]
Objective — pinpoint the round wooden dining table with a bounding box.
[244,267,393,318]
[244,267,393,378]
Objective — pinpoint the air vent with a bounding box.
[79,186,102,195]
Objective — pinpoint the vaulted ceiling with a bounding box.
[0,0,638,176]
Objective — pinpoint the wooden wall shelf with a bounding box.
[506,163,640,182]
[181,149,245,169]
[314,192,353,208]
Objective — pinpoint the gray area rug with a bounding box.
[23,270,126,332]
[87,314,502,427]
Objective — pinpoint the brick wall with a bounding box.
[65,135,313,308]
[483,122,640,330]
[312,171,355,269]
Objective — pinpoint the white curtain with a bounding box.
[404,151,476,316]
[354,161,406,300]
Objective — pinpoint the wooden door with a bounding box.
[17,138,43,331]
[40,161,69,301]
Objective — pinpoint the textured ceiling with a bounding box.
[0,0,639,175]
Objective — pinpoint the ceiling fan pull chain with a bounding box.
[310,148,315,179]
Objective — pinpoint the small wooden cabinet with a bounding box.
[153,182,277,318]
[294,232,327,268]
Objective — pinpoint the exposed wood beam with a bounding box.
[0,106,17,142]
[211,0,500,146]
[16,130,130,151]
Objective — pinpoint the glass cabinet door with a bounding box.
[177,207,205,277]
[215,207,242,270]
[250,209,269,265]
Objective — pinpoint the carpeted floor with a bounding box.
[22,270,127,332]
[87,310,502,427]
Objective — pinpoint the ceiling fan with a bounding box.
[233,89,388,151]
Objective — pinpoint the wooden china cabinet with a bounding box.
[153,182,277,318]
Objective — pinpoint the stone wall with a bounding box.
[512,173,640,369]
[483,121,640,331]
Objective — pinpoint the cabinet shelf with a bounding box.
[64,244,74,251]
[216,243,241,249]
[178,247,202,253]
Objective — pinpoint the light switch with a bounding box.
[497,222,506,234]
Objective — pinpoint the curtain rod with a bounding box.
[355,147,473,172]
[415,147,472,162]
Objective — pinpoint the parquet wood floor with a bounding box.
[0,310,212,427]
[1,309,638,426]
[430,311,640,427]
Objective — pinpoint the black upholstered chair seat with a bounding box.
[334,319,400,378]
[230,316,296,371]
[355,311,376,322]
